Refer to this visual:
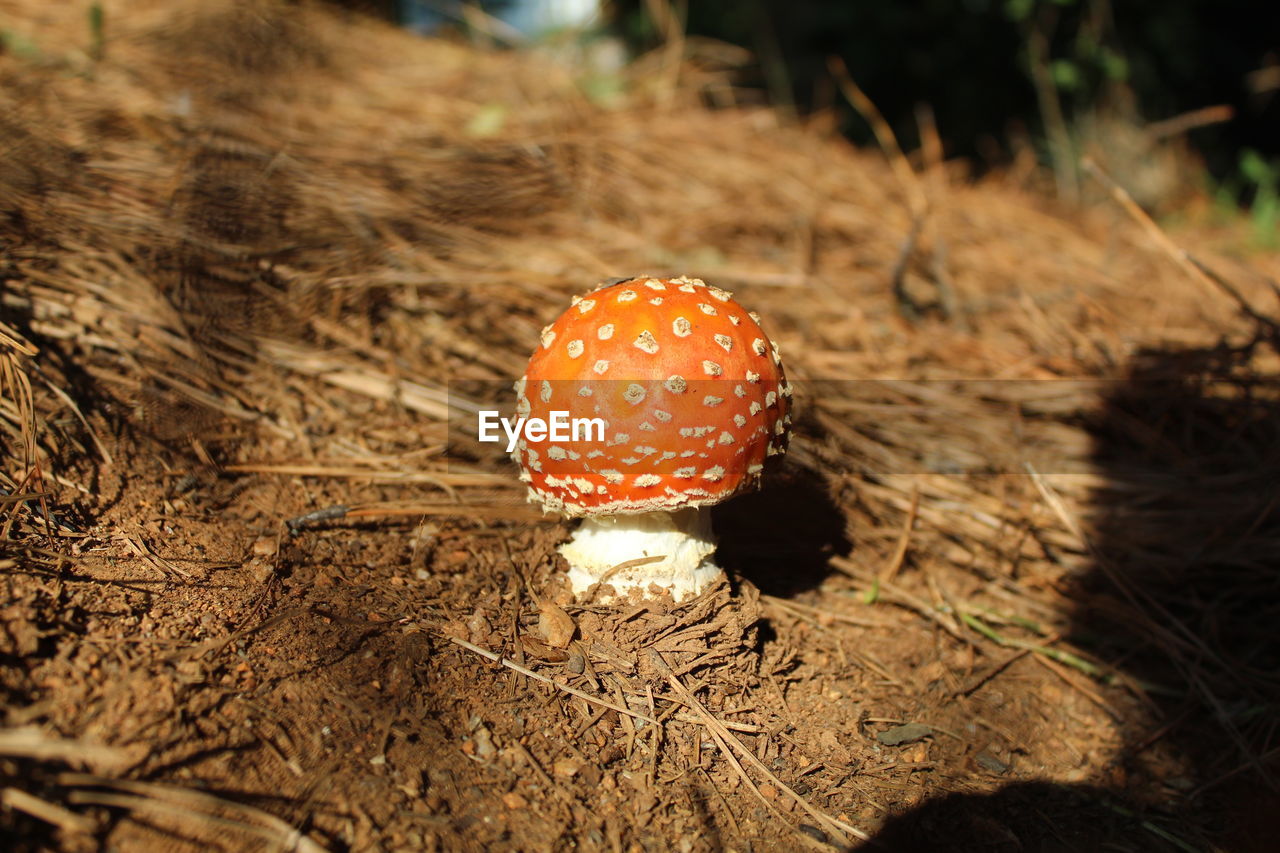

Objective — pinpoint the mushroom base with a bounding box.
[559,508,722,602]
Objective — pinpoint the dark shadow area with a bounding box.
[866,781,1178,853]
[864,776,1278,852]
[712,461,851,597]
[1072,334,1280,845]
[861,328,1280,851]
[0,759,81,853]
[612,1,1280,185]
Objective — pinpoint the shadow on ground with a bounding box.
[712,462,852,597]
[863,327,1280,852]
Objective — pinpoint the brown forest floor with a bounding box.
[3,2,1280,851]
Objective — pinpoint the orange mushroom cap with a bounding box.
[514,276,791,517]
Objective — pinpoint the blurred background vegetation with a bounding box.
[352,0,1278,242]
[621,1,1276,230]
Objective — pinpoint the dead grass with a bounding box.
[2,0,1280,850]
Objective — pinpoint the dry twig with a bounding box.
[448,635,658,725]
[649,649,869,845]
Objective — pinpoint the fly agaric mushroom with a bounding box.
[513,276,791,601]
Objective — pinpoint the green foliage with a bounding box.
[0,29,42,61]
[1005,0,1036,22]
[465,103,507,138]
[1050,59,1081,90]
[577,71,626,107]
[1237,149,1279,247]
[1098,48,1127,81]
[1210,149,1280,247]
[88,2,105,62]
[1012,0,1131,103]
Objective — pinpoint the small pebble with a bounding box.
[877,722,932,746]
[251,537,277,558]
[538,602,576,648]
[975,751,1009,774]
[473,727,496,759]
[553,759,580,778]
[798,825,827,844]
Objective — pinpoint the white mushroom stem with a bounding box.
[559,508,723,602]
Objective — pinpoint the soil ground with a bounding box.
[2,2,1280,851]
